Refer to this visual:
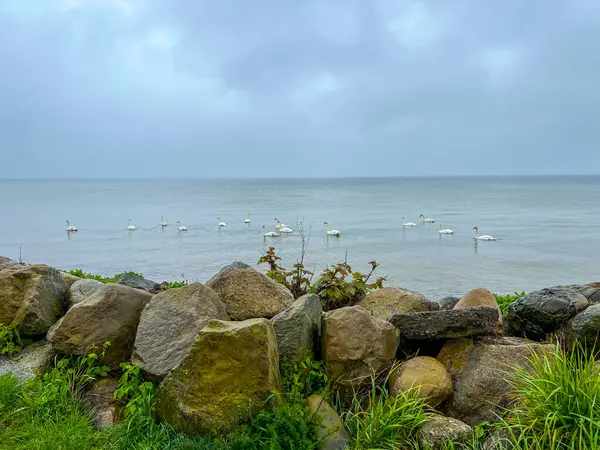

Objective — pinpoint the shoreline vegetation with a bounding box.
[1,250,600,449]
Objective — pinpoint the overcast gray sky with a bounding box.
[1,0,599,178]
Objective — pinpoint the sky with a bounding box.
[1,0,599,179]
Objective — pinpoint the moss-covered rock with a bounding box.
[389,356,452,407]
[418,414,472,450]
[155,318,282,435]
[48,284,151,366]
[306,395,350,450]
[322,306,399,388]
[0,264,68,338]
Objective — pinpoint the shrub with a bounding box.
[258,247,314,299]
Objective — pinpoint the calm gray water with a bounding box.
[0,177,598,300]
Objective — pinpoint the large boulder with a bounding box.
[206,262,294,320]
[454,288,503,334]
[439,296,460,310]
[61,272,82,288]
[307,395,350,450]
[48,284,152,366]
[271,294,322,360]
[155,319,282,435]
[389,356,452,407]
[437,336,554,426]
[389,307,499,340]
[358,287,437,320]
[132,282,229,380]
[568,303,600,348]
[322,306,400,387]
[70,279,106,305]
[0,264,68,338]
[116,273,162,294]
[568,284,600,304]
[506,286,588,340]
[0,340,55,381]
[418,415,472,450]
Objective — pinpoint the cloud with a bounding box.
[1,0,599,178]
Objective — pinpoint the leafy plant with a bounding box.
[280,354,328,403]
[499,342,600,449]
[113,362,157,421]
[0,324,24,357]
[258,247,314,299]
[493,291,526,314]
[314,260,386,311]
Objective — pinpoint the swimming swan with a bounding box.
[262,225,279,237]
[65,220,77,232]
[244,214,251,224]
[176,221,188,231]
[275,218,292,233]
[402,216,417,227]
[473,226,496,241]
[161,216,168,227]
[420,214,435,223]
[438,222,454,234]
[324,221,341,236]
[127,219,136,230]
[218,217,227,227]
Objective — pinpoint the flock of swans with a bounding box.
[64,213,498,241]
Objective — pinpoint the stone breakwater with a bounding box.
[1,255,599,449]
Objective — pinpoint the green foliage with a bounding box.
[280,354,328,403]
[257,247,314,299]
[65,268,144,284]
[0,324,25,357]
[165,280,187,289]
[314,260,386,311]
[498,342,600,449]
[339,369,430,449]
[113,362,157,421]
[493,291,526,314]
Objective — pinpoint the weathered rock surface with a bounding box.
[61,272,81,288]
[271,294,322,360]
[454,288,503,334]
[0,264,68,338]
[418,414,472,450]
[506,286,588,340]
[389,356,452,407]
[568,303,600,348]
[389,307,499,340]
[155,319,282,435]
[322,306,400,387]
[307,395,350,450]
[132,282,229,380]
[437,336,554,426]
[83,377,123,429]
[206,261,294,320]
[70,279,106,305]
[358,287,437,320]
[439,296,460,310]
[116,272,162,294]
[569,284,600,304]
[48,284,152,366]
[0,340,55,381]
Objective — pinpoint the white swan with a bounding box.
[176,221,187,231]
[324,221,341,236]
[65,220,77,232]
[420,214,435,223]
[127,219,136,230]
[274,218,287,230]
[473,226,496,241]
[217,217,227,227]
[438,222,454,235]
[161,216,168,227]
[262,225,279,237]
[402,216,417,227]
[244,213,251,224]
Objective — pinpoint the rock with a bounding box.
[506,286,588,340]
[437,336,554,426]
[132,282,229,380]
[70,279,106,305]
[483,429,515,450]
[271,294,322,360]
[116,272,162,294]
[358,287,438,320]
[454,288,503,334]
[0,256,19,270]
[0,264,69,338]
[389,356,452,407]
[61,272,81,288]
[569,303,600,348]
[307,395,350,450]
[206,261,294,320]
[0,340,55,381]
[48,284,152,366]
[155,319,282,435]
[389,307,499,340]
[439,296,460,310]
[571,284,600,304]
[83,377,122,429]
[322,306,400,387]
[418,414,472,450]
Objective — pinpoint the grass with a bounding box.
[64,269,187,289]
[493,291,526,314]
